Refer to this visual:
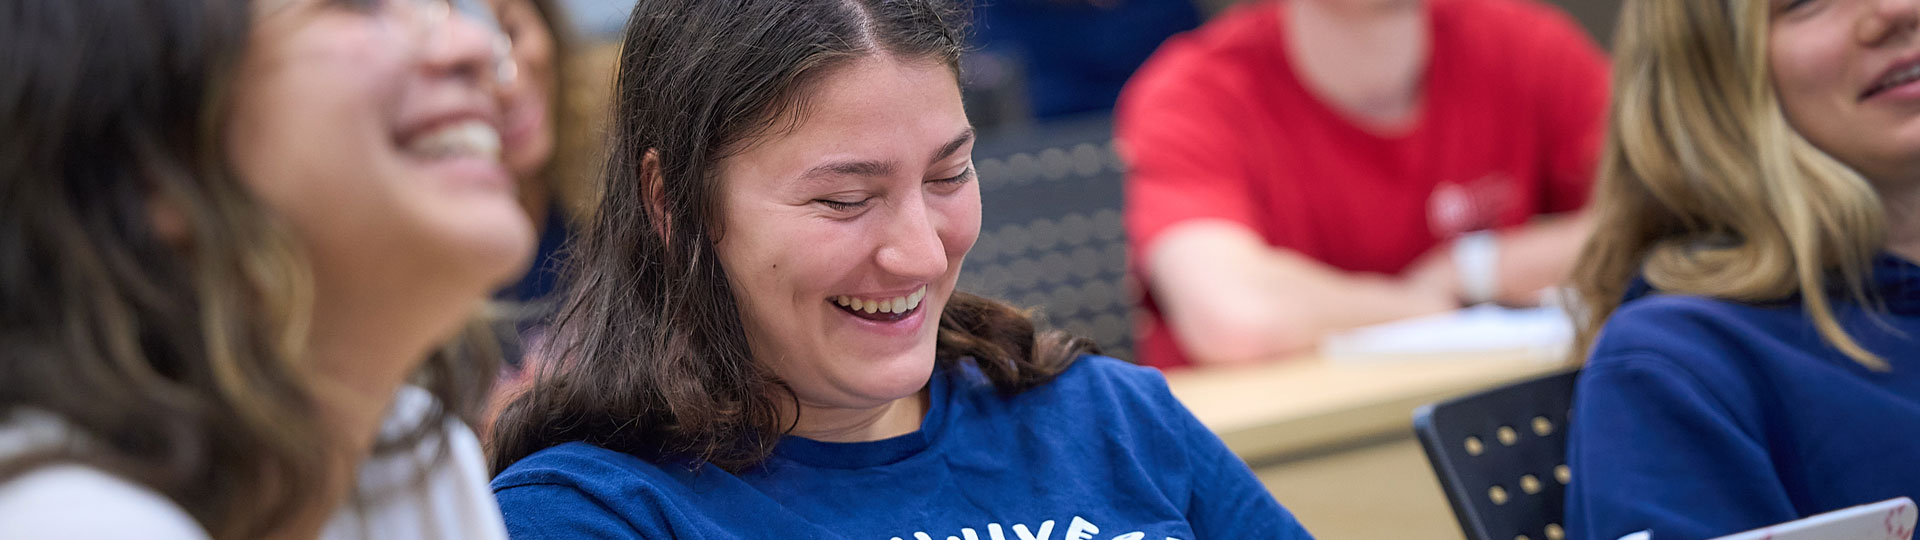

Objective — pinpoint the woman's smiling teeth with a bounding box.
[832,285,928,320]
[405,120,502,161]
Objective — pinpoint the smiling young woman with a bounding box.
[481,1,1317,538]
[1565,0,1920,538]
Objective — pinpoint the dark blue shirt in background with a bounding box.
[497,202,570,306]
[1566,255,1920,540]
[491,356,1313,540]
[973,0,1200,119]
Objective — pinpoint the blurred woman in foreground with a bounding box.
[0,0,531,538]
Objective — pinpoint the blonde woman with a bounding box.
[0,0,529,538]
[1565,0,1920,538]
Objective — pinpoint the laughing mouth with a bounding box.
[1865,58,1920,100]
[403,120,502,161]
[831,285,928,322]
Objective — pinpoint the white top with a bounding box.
[0,388,508,540]
[0,461,210,539]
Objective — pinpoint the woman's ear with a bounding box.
[148,191,192,249]
[643,149,669,242]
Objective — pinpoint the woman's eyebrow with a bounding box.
[800,159,897,183]
[796,128,976,184]
[930,128,976,164]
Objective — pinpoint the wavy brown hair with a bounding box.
[1571,0,1887,368]
[0,1,498,538]
[487,0,1095,473]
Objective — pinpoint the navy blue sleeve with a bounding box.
[495,482,651,539]
[1128,363,1316,540]
[1565,352,1796,540]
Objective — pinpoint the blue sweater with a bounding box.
[1566,255,1920,540]
[491,356,1312,540]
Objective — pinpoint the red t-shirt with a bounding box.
[1117,0,1610,369]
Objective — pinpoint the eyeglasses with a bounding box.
[259,0,516,85]
[389,0,517,85]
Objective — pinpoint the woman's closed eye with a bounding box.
[928,167,974,188]
[813,169,972,212]
[816,196,873,211]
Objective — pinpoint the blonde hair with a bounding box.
[1572,0,1889,369]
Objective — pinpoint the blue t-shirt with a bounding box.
[491,355,1312,540]
[1565,255,1920,540]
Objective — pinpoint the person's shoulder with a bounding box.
[1058,354,1168,385]
[490,442,684,538]
[1602,294,1782,345]
[1021,355,1178,409]
[0,411,208,539]
[1576,295,1803,437]
[0,464,210,539]
[492,441,668,493]
[1588,294,1792,377]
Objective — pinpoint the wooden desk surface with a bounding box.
[1257,436,1467,540]
[1165,350,1571,463]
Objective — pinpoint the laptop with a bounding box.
[1617,497,1917,540]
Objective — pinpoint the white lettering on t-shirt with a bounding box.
[888,517,1183,540]
[1014,520,1054,540]
[1064,517,1097,540]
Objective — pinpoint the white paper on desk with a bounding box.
[1318,305,1573,362]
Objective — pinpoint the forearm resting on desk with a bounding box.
[1144,220,1457,365]
[1496,211,1594,304]
[1405,211,1594,306]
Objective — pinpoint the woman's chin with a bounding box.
[829,349,939,405]
[436,203,539,291]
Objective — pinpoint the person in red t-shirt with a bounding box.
[1117,0,1610,369]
